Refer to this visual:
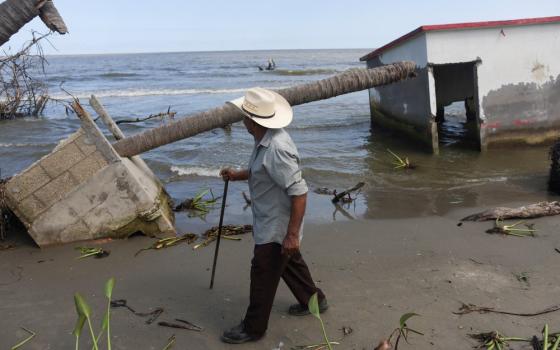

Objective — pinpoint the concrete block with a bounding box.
[59,219,91,242]
[18,194,47,221]
[6,165,51,202]
[70,151,108,185]
[75,133,98,156]
[41,142,86,178]
[6,102,175,247]
[34,171,78,209]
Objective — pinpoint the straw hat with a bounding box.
[228,87,293,129]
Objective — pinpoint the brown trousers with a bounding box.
[243,242,326,336]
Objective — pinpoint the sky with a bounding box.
[3,0,560,55]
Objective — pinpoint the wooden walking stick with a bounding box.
[209,178,229,289]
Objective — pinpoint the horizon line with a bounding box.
[43,47,372,57]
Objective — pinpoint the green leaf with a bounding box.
[74,293,91,318]
[72,315,86,337]
[104,278,115,299]
[399,312,420,329]
[307,293,321,319]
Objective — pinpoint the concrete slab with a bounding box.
[3,102,175,247]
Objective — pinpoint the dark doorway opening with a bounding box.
[432,61,481,149]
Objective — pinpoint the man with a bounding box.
[220,87,328,344]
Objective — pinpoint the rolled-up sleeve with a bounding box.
[264,146,308,196]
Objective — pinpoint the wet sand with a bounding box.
[1,202,560,349]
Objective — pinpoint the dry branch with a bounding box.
[332,182,365,203]
[461,201,560,221]
[1,32,51,119]
[115,108,176,125]
[454,302,560,317]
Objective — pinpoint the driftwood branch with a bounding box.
[332,182,365,203]
[115,108,176,125]
[454,302,560,317]
[461,201,560,221]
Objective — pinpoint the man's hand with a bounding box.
[281,233,300,256]
[220,168,249,182]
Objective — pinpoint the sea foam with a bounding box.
[170,165,221,178]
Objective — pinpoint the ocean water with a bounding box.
[0,49,554,231]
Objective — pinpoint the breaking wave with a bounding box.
[170,165,221,178]
[97,72,143,78]
[269,68,338,76]
[49,86,288,100]
[0,142,53,148]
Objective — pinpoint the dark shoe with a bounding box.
[288,298,329,316]
[221,322,262,344]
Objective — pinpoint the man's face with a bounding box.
[243,117,255,135]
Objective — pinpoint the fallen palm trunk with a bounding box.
[0,0,67,46]
[461,201,560,221]
[113,61,416,157]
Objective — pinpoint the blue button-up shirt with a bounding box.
[248,128,308,245]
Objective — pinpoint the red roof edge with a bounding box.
[359,16,560,62]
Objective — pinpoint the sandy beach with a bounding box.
[2,199,560,350]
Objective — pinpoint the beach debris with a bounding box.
[162,335,176,350]
[174,189,219,217]
[453,302,560,317]
[387,149,415,170]
[485,218,536,237]
[192,224,252,250]
[514,272,530,288]
[158,319,203,332]
[110,299,164,325]
[10,327,36,350]
[375,313,423,350]
[331,182,365,204]
[134,234,196,256]
[556,248,560,254]
[73,277,115,350]
[341,326,353,336]
[468,330,527,349]
[314,187,335,195]
[115,107,176,125]
[291,342,341,350]
[75,246,110,259]
[461,201,560,221]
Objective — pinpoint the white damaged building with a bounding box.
[360,16,560,152]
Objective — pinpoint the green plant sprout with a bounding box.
[308,293,334,350]
[73,277,115,350]
[388,313,424,349]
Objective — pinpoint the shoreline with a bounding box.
[2,202,560,349]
